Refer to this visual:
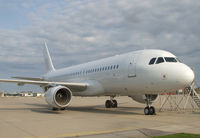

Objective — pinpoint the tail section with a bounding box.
[43,42,55,73]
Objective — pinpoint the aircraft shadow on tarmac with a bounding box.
[0,102,144,115]
[23,103,144,115]
[67,106,143,115]
[0,103,61,114]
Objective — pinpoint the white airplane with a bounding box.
[0,43,195,115]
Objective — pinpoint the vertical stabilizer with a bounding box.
[43,42,55,73]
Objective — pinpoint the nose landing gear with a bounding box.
[105,97,118,108]
[144,106,155,115]
[144,95,156,115]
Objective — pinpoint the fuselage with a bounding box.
[43,49,194,97]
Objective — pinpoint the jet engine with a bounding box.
[45,85,72,109]
[130,94,158,104]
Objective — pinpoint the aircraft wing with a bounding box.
[0,79,88,92]
[12,76,44,81]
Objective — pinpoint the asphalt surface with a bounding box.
[0,96,199,138]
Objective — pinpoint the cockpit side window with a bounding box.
[149,58,156,65]
[164,57,177,62]
[176,58,181,63]
[156,57,164,64]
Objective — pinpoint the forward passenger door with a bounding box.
[128,57,136,78]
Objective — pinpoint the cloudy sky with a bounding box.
[0,0,200,92]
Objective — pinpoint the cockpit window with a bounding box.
[164,57,177,62]
[149,58,156,65]
[149,56,180,65]
[156,57,164,64]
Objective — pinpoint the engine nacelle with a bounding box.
[45,86,72,108]
[130,94,158,104]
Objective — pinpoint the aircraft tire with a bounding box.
[112,100,118,108]
[144,107,150,115]
[149,106,155,115]
[105,100,112,108]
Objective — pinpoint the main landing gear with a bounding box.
[105,97,118,108]
[144,95,155,115]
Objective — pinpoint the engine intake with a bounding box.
[45,86,72,108]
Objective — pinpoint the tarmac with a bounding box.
[0,96,199,138]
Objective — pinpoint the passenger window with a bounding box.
[165,57,177,62]
[156,57,164,64]
[116,65,119,69]
[149,58,156,65]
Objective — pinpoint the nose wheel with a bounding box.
[105,97,118,108]
[144,106,155,115]
[144,95,156,115]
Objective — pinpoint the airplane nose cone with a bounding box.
[178,65,195,87]
[186,67,195,84]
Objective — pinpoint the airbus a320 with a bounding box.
[0,43,195,115]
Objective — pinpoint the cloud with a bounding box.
[0,0,200,91]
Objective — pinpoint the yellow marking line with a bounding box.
[59,127,137,137]
[25,127,138,138]
[25,122,174,138]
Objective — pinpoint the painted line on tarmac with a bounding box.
[25,127,139,138]
[59,127,137,137]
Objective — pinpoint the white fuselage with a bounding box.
[43,49,194,97]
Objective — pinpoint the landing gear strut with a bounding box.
[144,95,156,115]
[105,97,118,108]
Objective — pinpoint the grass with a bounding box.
[152,133,200,138]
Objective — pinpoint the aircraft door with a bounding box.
[128,58,136,78]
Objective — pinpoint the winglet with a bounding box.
[43,42,55,73]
